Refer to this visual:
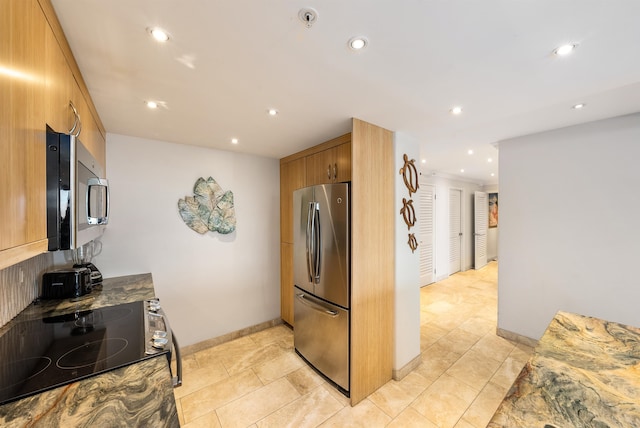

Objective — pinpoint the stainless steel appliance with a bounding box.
[293,183,350,395]
[0,299,181,406]
[46,126,109,251]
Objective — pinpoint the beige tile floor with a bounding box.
[173,261,534,428]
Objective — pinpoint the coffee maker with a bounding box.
[72,241,103,287]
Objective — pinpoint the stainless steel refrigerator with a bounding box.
[293,183,350,394]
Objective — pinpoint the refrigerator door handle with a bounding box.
[306,202,315,283]
[296,293,338,317]
[312,203,321,284]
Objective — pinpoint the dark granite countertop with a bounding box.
[0,273,179,427]
[5,273,157,324]
[489,311,640,427]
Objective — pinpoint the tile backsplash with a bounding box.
[0,253,53,328]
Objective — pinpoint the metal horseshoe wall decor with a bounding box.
[400,198,416,230]
[399,153,419,253]
[399,154,419,197]
[408,233,418,253]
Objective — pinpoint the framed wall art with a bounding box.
[489,192,498,228]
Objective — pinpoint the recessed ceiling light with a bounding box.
[348,37,368,51]
[488,157,493,163]
[146,101,158,109]
[268,109,278,116]
[491,173,495,177]
[554,44,576,56]
[451,106,463,115]
[572,103,586,109]
[467,149,474,155]
[460,169,465,173]
[148,27,170,42]
[231,138,238,144]
[421,159,426,164]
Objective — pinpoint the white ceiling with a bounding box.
[51,0,640,185]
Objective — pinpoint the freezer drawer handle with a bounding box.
[296,293,338,317]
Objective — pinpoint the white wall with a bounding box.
[420,173,483,281]
[498,113,640,340]
[393,133,421,371]
[94,134,280,346]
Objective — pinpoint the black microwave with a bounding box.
[46,126,109,251]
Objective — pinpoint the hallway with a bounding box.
[173,261,533,427]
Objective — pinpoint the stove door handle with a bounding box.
[171,329,182,388]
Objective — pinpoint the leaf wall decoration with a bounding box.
[178,177,236,235]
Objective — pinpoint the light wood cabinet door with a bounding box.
[71,83,106,170]
[279,157,306,325]
[0,0,48,262]
[42,0,106,171]
[280,158,306,244]
[44,24,74,134]
[306,147,333,185]
[334,142,351,183]
[305,142,351,185]
[280,242,294,325]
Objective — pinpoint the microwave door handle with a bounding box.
[102,178,110,225]
[306,202,314,283]
[86,178,109,225]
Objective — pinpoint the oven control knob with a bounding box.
[152,337,169,349]
[148,301,161,312]
[153,330,167,339]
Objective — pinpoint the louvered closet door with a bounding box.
[449,189,462,274]
[474,191,488,270]
[419,183,435,285]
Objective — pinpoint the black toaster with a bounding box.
[42,268,92,299]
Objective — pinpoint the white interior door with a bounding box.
[474,191,488,270]
[449,189,462,275]
[419,183,435,286]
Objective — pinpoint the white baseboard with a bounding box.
[392,354,422,381]
[180,318,285,357]
[496,327,538,348]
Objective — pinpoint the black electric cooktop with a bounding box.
[0,301,166,406]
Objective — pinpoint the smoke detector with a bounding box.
[298,8,318,28]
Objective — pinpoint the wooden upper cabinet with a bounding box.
[334,142,351,183]
[306,142,351,185]
[72,84,106,169]
[0,0,48,263]
[44,24,74,134]
[1,0,107,269]
[41,0,107,172]
[280,157,306,244]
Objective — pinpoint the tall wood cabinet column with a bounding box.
[279,120,393,405]
[349,118,394,404]
[279,158,306,326]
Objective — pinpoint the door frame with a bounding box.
[448,187,464,275]
[473,191,488,270]
[419,180,435,286]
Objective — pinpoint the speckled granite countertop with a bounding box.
[0,273,179,427]
[489,311,640,428]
